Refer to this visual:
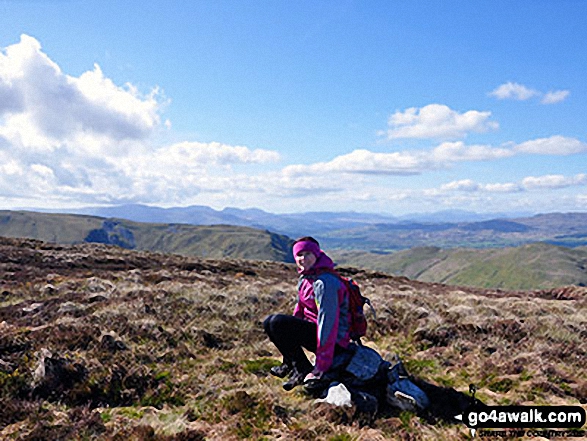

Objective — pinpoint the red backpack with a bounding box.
[324,270,376,343]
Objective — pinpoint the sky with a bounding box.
[0,0,586,216]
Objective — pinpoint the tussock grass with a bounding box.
[0,237,585,439]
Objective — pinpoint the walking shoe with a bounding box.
[282,371,306,391]
[270,363,291,378]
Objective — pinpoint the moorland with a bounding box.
[1,237,585,440]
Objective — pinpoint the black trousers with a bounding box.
[263,314,316,374]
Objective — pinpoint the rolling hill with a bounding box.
[3,209,587,290]
[330,242,587,290]
[57,204,587,251]
[0,210,294,263]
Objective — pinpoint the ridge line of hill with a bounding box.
[2,209,587,290]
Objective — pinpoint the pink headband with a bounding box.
[292,240,321,258]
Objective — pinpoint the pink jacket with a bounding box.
[293,252,350,372]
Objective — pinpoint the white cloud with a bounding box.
[440,179,479,192]
[383,104,498,140]
[282,150,432,176]
[482,183,522,193]
[435,173,586,197]
[438,180,521,194]
[0,35,283,207]
[489,82,570,105]
[432,141,513,162]
[1,34,584,214]
[0,35,163,155]
[522,174,587,190]
[139,141,280,171]
[281,135,584,180]
[541,90,570,104]
[514,136,587,155]
[179,141,279,165]
[489,82,539,100]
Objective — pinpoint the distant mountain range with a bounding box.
[3,206,587,289]
[38,203,576,251]
[64,204,402,238]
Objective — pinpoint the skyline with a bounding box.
[1,1,586,215]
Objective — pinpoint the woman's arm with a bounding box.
[313,274,341,372]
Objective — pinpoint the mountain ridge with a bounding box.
[0,210,294,263]
[3,208,587,289]
[31,203,587,250]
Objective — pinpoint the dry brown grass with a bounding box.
[0,237,585,440]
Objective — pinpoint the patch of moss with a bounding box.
[398,410,415,432]
[243,357,281,376]
[519,370,533,382]
[0,369,30,398]
[488,378,514,393]
[404,358,439,376]
[221,391,273,439]
[117,406,146,420]
[140,383,185,409]
[154,370,171,381]
[100,410,113,423]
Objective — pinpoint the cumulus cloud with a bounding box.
[282,149,435,176]
[0,34,283,207]
[382,104,498,140]
[168,141,280,165]
[436,173,586,196]
[124,142,280,175]
[282,141,518,178]
[0,35,162,155]
[432,141,513,162]
[514,136,587,155]
[489,82,570,104]
[489,82,539,101]
[483,182,522,193]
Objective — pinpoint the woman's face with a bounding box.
[295,250,317,272]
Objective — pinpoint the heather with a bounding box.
[1,237,585,440]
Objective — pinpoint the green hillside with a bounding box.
[0,210,294,262]
[0,210,104,243]
[331,242,587,290]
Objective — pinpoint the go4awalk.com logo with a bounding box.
[455,405,586,438]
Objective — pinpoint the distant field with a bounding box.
[320,213,587,251]
[331,242,587,290]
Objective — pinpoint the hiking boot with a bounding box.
[282,371,306,391]
[270,363,291,379]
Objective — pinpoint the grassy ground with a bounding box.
[331,242,587,290]
[0,237,585,440]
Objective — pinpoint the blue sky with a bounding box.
[1,0,586,215]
